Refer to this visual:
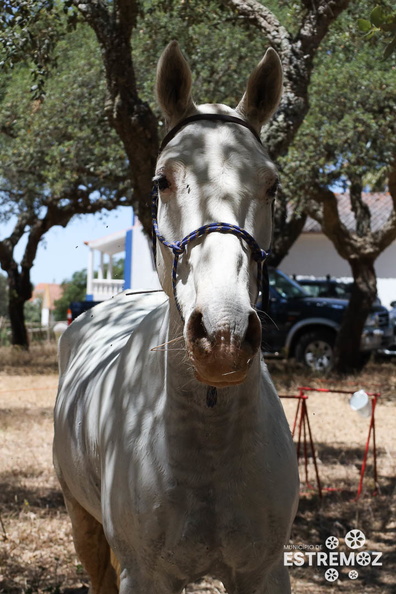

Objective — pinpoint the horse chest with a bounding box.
[109,430,277,570]
[124,475,275,580]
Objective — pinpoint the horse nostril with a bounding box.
[187,309,208,343]
[243,312,262,353]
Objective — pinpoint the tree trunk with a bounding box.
[333,258,377,373]
[8,291,29,348]
[7,263,32,349]
[270,189,307,265]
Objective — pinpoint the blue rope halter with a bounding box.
[151,114,271,320]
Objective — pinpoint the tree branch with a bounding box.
[0,212,33,271]
[305,180,396,261]
[219,0,292,57]
[297,1,351,57]
[349,176,371,237]
[305,184,363,259]
[220,0,351,159]
[72,0,158,233]
[372,159,396,251]
[270,190,307,266]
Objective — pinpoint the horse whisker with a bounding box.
[150,348,186,352]
[151,335,185,352]
[256,308,279,330]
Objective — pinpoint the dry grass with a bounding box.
[0,344,59,376]
[0,347,395,593]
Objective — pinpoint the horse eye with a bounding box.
[153,174,170,191]
[268,178,279,198]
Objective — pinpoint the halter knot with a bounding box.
[172,242,184,255]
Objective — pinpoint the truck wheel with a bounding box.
[295,330,335,371]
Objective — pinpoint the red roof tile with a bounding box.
[32,283,63,310]
[302,192,393,233]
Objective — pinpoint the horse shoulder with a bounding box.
[54,292,168,518]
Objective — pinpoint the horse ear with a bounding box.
[236,48,283,132]
[156,41,195,127]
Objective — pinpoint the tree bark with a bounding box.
[220,0,351,159]
[270,189,307,266]
[7,263,31,349]
[0,186,133,348]
[72,0,159,233]
[349,177,371,237]
[333,258,377,373]
[219,0,350,264]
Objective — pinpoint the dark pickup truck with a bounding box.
[68,269,392,371]
[257,269,392,370]
[67,300,102,324]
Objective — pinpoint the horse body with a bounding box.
[54,42,299,594]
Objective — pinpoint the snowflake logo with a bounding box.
[348,570,359,580]
[325,536,339,550]
[356,551,371,566]
[325,568,339,582]
[345,529,366,549]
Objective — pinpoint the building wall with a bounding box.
[125,226,161,291]
[281,233,396,308]
[41,307,50,327]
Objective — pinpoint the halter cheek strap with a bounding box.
[152,113,272,321]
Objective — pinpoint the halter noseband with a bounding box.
[152,114,271,320]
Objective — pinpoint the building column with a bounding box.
[86,248,94,300]
[124,229,133,290]
[107,254,113,280]
[98,252,104,279]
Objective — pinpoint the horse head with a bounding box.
[154,41,282,388]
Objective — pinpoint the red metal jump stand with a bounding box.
[297,387,380,500]
[355,392,379,500]
[280,392,322,499]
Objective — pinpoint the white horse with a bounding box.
[54,42,299,594]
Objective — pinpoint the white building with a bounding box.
[31,283,63,326]
[84,212,160,302]
[281,192,396,308]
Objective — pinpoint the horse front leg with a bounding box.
[63,490,119,594]
[118,564,186,594]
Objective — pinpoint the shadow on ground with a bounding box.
[1,468,395,593]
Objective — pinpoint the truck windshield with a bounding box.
[269,269,308,299]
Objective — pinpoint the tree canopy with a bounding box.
[53,269,87,321]
[358,2,396,59]
[278,1,396,370]
[0,21,130,346]
[0,0,395,372]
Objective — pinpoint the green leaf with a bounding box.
[357,19,372,33]
[363,29,378,40]
[383,37,396,60]
[370,6,386,28]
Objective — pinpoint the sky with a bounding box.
[1,206,132,286]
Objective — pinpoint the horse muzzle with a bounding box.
[185,308,262,387]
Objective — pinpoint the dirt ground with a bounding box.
[0,345,395,593]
